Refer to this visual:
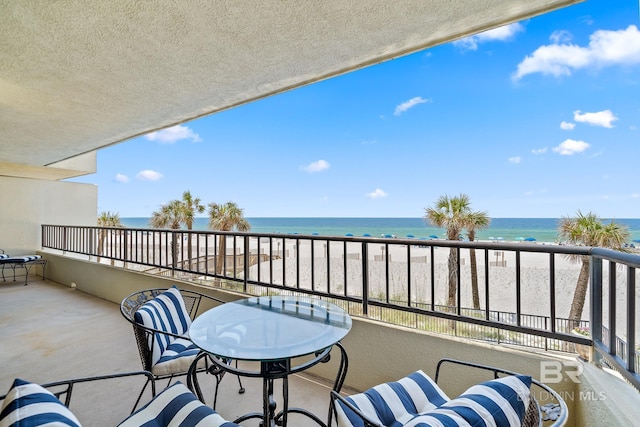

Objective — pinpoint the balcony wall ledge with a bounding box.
[571,360,640,425]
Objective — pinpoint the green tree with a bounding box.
[425,194,472,309]
[558,211,629,327]
[465,210,490,310]
[97,211,122,264]
[150,200,185,268]
[181,191,205,269]
[208,202,250,274]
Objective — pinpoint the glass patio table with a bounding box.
[189,295,352,426]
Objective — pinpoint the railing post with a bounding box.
[627,266,636,373]
[171,231,177,276]
[590,255,603,362]
[244,235,250,293]
[362,241,369,316]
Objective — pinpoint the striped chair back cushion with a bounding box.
[0,379,81,426]
[133,286,192,366]
[335,370,450,427]
[118,382,240,427]
[401,375,532,427]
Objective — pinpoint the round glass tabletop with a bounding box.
[189,295,352,361]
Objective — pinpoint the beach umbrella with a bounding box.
[311,232,319,236]
[429,234,438,239]
[406,234,415,239]
[515,237,525,241]
[345,233,354,237]
[383,234,393,238]
[362,233,371,237]
[496,237,504,241]
[525,237,536,242]
[633,239,640,243]
[488,237,496,241]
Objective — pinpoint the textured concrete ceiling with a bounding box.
[1,0,581,179]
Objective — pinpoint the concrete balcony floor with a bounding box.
[0,278,338,425]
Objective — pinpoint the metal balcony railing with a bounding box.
[41,224,640,391]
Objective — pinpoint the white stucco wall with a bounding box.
[0,177,96,254]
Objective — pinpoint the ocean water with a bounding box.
[120,217,640,243]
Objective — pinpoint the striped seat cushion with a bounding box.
[118,382,240,427]
[0,379,81,427]
[335,370,450,427]
[152,338,202,376]
[394,375,532,427]
[0,255,42,263]
[134,286,192,367]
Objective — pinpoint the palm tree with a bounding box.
[465,211,490,309]
[208,202,250,274]
[558,211,629,328]
[97,211,122,264]
[425,194,472,309]
[150,200,186,268]
[181,191,205,269]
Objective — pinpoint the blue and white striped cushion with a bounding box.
[134,286,192,366]
[335,370,450,427]
[0,378,81,427]
[118,382,240,427]
[402,375,532,427]
[0,255,41,263]
[152,338,201,376]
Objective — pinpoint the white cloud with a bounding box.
[367,188,387,199]
[145,125,202,144]
[513,25,640,80]
[455,23,524,51]
[531,147,548,154]
[508,156,521,164]
[552,139,590,155]
[550,30,573,44]
[574,109,618,128]
[632,193,640,198]
[115,173,129,183]
[136,170,163,181]
[560,121,575,130]
[302,160,330,173]
[394,96,429,116]
[361,140,377,145]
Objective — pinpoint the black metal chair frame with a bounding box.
[329,357,568,427]
[0,249,47,286]
[0,371,154,415]
[190,341,349,427]
[120,287,244,411]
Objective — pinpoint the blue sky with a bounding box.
[73,0,640,218]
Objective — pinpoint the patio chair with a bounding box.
[330,357,567,427]
[0,371,240,426]
[120,286,244,411]
[0,250,47,285]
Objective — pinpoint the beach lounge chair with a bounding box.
[330,358,567,427]
[120,286,245,411]
[0,371,240,426]
[0,251,47,285]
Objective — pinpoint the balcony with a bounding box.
[3,226,640,425]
